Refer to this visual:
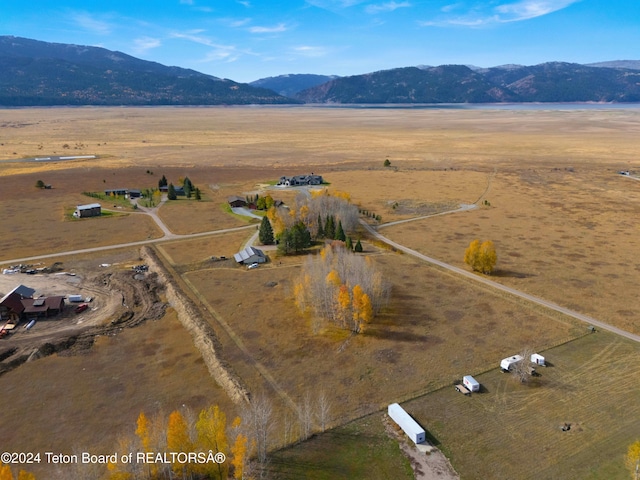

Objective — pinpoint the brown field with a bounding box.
[1,107,640,479]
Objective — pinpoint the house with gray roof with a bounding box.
[234,246,267,265]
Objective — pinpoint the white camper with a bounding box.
[500,355,524,372]
[531,353,546,366]
[462,375,480,392]
[388,403,426,444]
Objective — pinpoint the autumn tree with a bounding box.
[464,239,497,274]
[243,394,273,465]
[293,244,390,333]
[196,405,229,479]
[167,410,194,477]
[230,431,248,480]
[259,216,274,245]
[625,440,640,480]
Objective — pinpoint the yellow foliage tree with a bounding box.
[167,410,194,477]
[196,405,229,480]
[16,471,36,480]
[0,465,12,480]
[231,433,248,480]
[337,284,352,328]
[266,206,286,236]
[351,285,365,332]
[625,440,640,479]
[135,411,157,478]
[325,269,342,287]
[464,239,497,274]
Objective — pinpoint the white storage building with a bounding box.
[387,403,426,444]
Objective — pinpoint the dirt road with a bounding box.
[362,221,640,344]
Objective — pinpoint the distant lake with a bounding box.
[309,103,640,111]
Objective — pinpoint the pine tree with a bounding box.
[345,236,353,251]
[335,220,346,241]
[158,175,168,189]
[354,239,363,252]
[325,215,336,239]
[194,187,202,201]
[316,214,324,239]
[167,183,177,200]
[259,216,274,245]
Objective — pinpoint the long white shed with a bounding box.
[388,403,426,444]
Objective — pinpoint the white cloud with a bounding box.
[227,18,252,28]
[236,0,251,6]
[180,0,194,4]
[420,0,580,27]
[494,0,580,22]
[248,23,288,33]
[365,1,411,14]
[291,45,329,57]
[132,37,162,54]
[306,0,367,9]
[71,12,113,35]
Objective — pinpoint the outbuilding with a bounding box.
[74,203,101,218]
[233,246,267,265]
[228,196,247,208]
[463,375,480,392]
[387,403,426,444]
[500,355,524,372]
[531,353,546,366]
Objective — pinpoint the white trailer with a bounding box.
[388,403,426,444]
[531,353,546,366]
[463,375,480,392]
[68,294,83,303]
[500,355,524,372]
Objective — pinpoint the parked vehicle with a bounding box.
[75,303,89,314]
[247,263,259,269]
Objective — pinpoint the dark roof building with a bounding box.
[277,174,324,186]
[21,296,65,318]
[228,196,247,208]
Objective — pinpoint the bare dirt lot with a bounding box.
[1,107,639,479]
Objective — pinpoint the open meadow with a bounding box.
[1,106,639,479]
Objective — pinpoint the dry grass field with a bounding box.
[406,331,640,480]
[1,106,639,479]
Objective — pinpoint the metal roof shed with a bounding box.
[233,246,267,265]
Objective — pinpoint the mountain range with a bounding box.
[2,36,640,106]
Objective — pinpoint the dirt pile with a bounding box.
[141,246,250,404]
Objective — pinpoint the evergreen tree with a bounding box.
[354,239,363,252]
[194,187,202,201]
[167,183,177,200]
[159,175,168,189]
[259,216,274,245]
[335,220,346,241]
[184,182,192,198]
[316,214,324,239]
[278,222,311,254]
[345,236,353,251]
[325,215,336,239]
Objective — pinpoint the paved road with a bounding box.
[362,220,640,344]
[0,155,97,164]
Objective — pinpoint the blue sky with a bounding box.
[2,0,639,83]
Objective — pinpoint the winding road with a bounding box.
[3,194,638,345]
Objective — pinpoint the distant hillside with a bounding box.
[587,60,640,70]
[296,62,640,104]
[250,74,339,97]
[0,36,298,106]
